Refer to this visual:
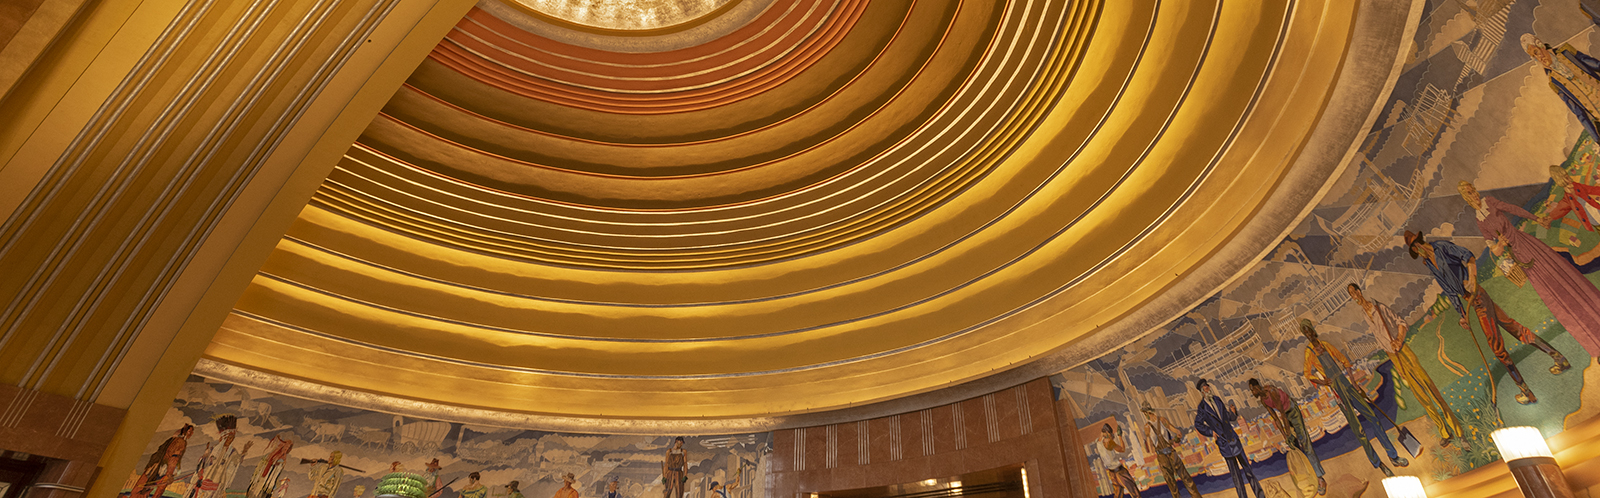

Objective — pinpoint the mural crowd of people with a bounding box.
[1065,1,1600,496]
[130,2,1600,498]
[124,386,767,498]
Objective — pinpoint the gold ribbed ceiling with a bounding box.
[206,0,1360,420]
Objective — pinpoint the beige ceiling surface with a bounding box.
[205,0,1363,421]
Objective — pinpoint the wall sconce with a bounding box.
[1381,476,1425,498]
[1490,426,1574,498]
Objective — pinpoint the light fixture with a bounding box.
[1020,468,1030,498]
[921,479,937,486]
[1490,426,1574,498]
[1380,476,1425,498]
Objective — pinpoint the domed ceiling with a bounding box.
[205,0,1362,422]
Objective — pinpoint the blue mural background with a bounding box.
[123,376,769,498]
[1054,0,1600,496]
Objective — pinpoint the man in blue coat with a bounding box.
[1525,33,1600,141]
[1193,378,1262,498]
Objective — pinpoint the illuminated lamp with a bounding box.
[1380,476,1425,498]
[1491,426,1574,498]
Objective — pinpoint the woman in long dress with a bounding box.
[1461,181,1600,357]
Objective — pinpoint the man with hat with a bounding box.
[1406,230,1567,404]
[551,473,578,498]
[1140,402,1199,498]
[1193,379,1262,498]
[307,452,346,498]
[602,477,621,498]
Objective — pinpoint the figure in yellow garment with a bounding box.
[459,473,488,498]
[1349,284,1464,446]
[551,474,579,498]
[307,452,345,498]
[662,438,688,498]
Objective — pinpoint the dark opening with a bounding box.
[0,452,48,498]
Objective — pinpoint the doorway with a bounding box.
[0,453,47,498]
[809,464,1026,498]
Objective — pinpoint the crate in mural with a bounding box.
[122,376,770,498]
[1053,0,1600,496]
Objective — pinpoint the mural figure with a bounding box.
[663,438,688,498]
[1192,379,1262,498]
[1248,378,1325,495]
[1523,34,1600,140]
[1461,181,1600,358]
[274,479,292,498]
[1138,403,1199,498]
[195,416,252,498]
[710,481,729,498]
[548,474,578,498]
[459,473,488,498]
[184,443,214,498]
[133,424,195,498]
[1541,165,1600,234]
[1300,320,1410,476]
[1407,231,1565,404]
[423,459,443,498]
[248,435,294,498]
[306,452,346,498]
[1540,165,1600,267]
[134,376,771,498]
[1094,424,1138,498]
[1349,283,1464,445]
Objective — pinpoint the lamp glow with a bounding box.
[1381,476,1425,498]
[1491,426,1554,461]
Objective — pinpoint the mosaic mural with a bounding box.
[1053,0,1600,496]
[122,376,769,498]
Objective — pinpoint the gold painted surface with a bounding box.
[0,0,479,496]
[202,0,1364,420]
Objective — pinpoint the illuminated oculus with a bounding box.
[511,0,734,30]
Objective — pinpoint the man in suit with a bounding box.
[1193,379,1263,498]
